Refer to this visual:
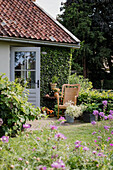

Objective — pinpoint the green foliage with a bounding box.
[0,74,41,137]
[58,0,113,80]
[51,75,58,83]
[69,73,93,92]
[78,89,113,114]
[40,46,71,106]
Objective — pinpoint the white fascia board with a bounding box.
[34,2,80,43]
[0,37,80,49]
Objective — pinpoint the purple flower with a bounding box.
[104,116,108,120]
[97,136,102,140]
[94,140,97,142]
[1,136,9,143]
[75,140,81,145]
[50,125,58,130]
[51,160,65,169]
[110,143,113,146]
[104,126,110,131]
[58,117,66,124]
[109,110,113,115]
[93,110,99,116]
[23,124,31,128]
[108,114,113,120]
[92,151,97,154]
[75,144,81,149]
[102,100,107,106]
[18,158,23,161]
[52,146,56,149]
[98,152,104,157]
[55,133,67,140]
[83,147,89,151]
[39,166,47,170]
[37,137,40,141]
[111,130,113,134]
[91,121,96,125]
[106,137,111,141]
[92,131,97,135]
[99,112,105,117]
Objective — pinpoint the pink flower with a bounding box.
[111,130,113,134]
[91,121,96,125]
[83,147,89,151]
[94,140,97,143]
[51,160,65,169]
[104,116,108,120]
[109,110,113,115]
[92,131,97,135]
[75,140,81,145]
[99,112,105,117]
[55,133,67,140]
[58,117,66,124]
[23,124,31,128]
[104,126,110,131]
[102,100,107,106]
[93,110,99,116]
[92,151,97,154]
[98,152,104,157]
[108,115,113,120]
[1,136,9,143]
[110,143,113,146]
[106,137,111,141]
[50,125,58,130]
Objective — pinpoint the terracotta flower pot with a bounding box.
[50,83,57,89]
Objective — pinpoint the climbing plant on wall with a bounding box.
[40,46,71,106]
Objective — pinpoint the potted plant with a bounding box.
[65,102,87,123]
[52,88,60,97]
[50,75,58,89]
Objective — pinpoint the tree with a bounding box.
[58,0,113,81]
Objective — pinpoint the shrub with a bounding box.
[0,74,41,137]
[69,73,93,92]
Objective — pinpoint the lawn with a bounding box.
[0,119,113,169]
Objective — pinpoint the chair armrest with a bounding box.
[56,94,64,105]
[74,96,78,105]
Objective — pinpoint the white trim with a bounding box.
[34,2,80,43]
[0,37,80,49]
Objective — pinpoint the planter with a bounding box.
[82,112,95,123]
[50,83,57,89]
[65,115,74,123]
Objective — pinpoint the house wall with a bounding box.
[0,41,35,79]
[0,42,10,78]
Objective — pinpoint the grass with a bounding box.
[0,120,113,169]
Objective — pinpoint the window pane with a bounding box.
[26,71,35,89]
[26,52,36,70]
[15,52,26,70]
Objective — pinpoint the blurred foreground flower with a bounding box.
[1,136,9,143]
[0,118,3,126]
[23,124,31,128]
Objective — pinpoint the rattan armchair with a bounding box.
[56,84,80,118]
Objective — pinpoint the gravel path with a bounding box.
[27,117,84,131]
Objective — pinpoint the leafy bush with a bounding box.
[78,89,113,114]
[69,73,93,92]
[0,74,41,137]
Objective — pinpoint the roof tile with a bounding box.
[0,0,80,44]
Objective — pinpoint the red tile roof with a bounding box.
[0,0,80,46]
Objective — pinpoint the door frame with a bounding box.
[10,47,40,107]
